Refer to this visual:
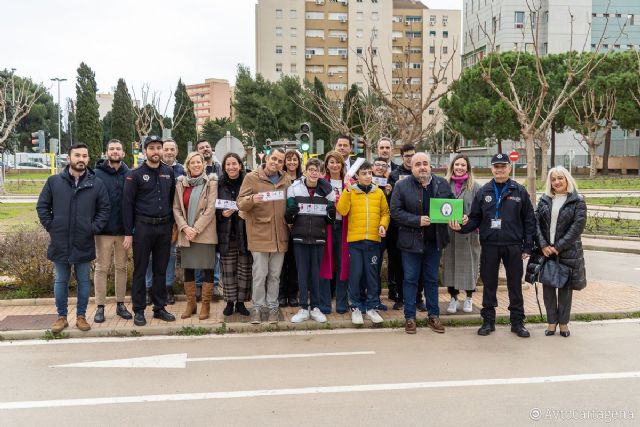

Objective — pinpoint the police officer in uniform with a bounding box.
[123,136,176,326]
[450,153,535,338]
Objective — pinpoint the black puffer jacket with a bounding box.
[36,167,111,263]
[94,159,129,236]
[535,192,587,290]
[216,171,249,255]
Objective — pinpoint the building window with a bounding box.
[357,29,364,38]
[443,15,448,26]
[429,45,435,54]
[443,77,448,84]
[443,31,449,38]
[392,15,402,23]
[290,9,297,19]
[544,11,549,23]
[275,27,283,37]
[276,9,283,19]
[428,61,434,69]
[371,47,378,56]
[372,28,378,38]
[392,62,402,69]
[291,45,297,55]
[329,13,348,21]
[306,29,325,38]
[276,63,282,72]
[356,64,363,73]
[428,108,435,115]
[429,30,436,37]
[291,27,297,37]
[305,12,324,20]
[291,63,297,73]
[406,31,422,38]
[275,45,283,54]
[356,47,363,55]
[429,15,436,25]
[515,11,525,28]
[409,63,421,69]
[442,46,448,54]
[409,47,422,54]
[406,15,422,23]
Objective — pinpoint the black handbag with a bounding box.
[539,256,571,289]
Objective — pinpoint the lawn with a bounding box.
[585,217,640,237]
[5,171,52,180]
[0,203,39,232]
[586,197,640,208]
[3,181,44,195]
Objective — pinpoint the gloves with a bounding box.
[325,204,336,224]
[285,203,299,224]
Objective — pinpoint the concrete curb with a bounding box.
[583,245,640,255]
[1,310,638,341]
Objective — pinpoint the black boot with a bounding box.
[223,302,234,316]
[94,305,105,323]
[116,302,133,320]
[235,302,250,316]
[478,321,495,336]
[511,323,530,338]
[166,287,175,305]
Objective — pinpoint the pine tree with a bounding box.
[75,62,103,164]
[172,79,196,163]
[110,78,136,165]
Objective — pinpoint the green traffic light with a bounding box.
[301,142,310,152]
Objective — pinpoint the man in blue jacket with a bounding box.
[37,143,110,333]
[93,139,132,323]
[391,152,454,334]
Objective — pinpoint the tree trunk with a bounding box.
[550,121,556,168]
[589,143,597,179]
[525,132,537,205]
[0,167,5,195]
[602,124,612,175]
[497,138,503,153]
[539,139,549,183]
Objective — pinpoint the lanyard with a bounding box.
[492,181,508,219]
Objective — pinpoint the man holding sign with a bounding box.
[390,152,456,334]
[238,148,291,324]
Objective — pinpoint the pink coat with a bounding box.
[320,175,350,281]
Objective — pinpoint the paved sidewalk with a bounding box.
[0,279,638,340]
[582,236,640,254]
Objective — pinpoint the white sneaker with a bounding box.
[291,308,310,323]
[351,308,364,325]
[463,297,473,313]
[366,309,384,324]
[447,297,459,314]
[309,307,327,323]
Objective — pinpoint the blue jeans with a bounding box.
[293,242,323,310]
[195,252,220,288]
[146,243,177,288]
[347,240,381,312]
[319,222,348,314]
[54,262,91,317]
[401,244,441,320]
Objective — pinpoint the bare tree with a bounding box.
[568,88,616,178]
[0,71,46,194]
[469,0,615,203]
[130,84,157,140]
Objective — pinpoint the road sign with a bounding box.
[509,151,520,162]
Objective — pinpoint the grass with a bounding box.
[5,171,52,180]
[176,326,212,336]
[0,285,43,299]
[0,203,39,233]
[41,330,70,340]
[586,197,640,208]
[585,217,640,237]
[3,181,44,195]
[575,177,640,190]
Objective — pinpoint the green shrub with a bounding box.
[0,227,54,295]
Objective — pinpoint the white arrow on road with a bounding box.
[50,351,376,369]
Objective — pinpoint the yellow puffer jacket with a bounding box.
[337,183,390,242]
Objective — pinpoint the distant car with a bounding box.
[0,160,14,169]
[15,161,48,169]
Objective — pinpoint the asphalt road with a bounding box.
[584,250,640,286]
[0,321,638,426]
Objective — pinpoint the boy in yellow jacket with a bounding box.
[337,160,390,325]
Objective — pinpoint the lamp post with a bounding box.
[50,77,67,157]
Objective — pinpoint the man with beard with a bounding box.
[123,136,176,326]
[376,137,398,172]
[93,140,132,323]
[195,139,221,176]
[334,135,353,171]
[37,143,110,333]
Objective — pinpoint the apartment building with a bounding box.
[255,0,461,134]
[186,78,232,133]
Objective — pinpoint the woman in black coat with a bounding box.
[217,153,252,317]
[535,166,587,337]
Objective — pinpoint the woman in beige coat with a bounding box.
[173,152,218,319]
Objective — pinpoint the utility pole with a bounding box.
[50,77,67,157]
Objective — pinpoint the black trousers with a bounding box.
[279,239,299,300]
[543,284,573,324]
[132,221,172,313]
[479,244,525,324]
[386,227,403,297]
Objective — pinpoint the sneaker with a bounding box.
[250,308,261,324]
[291,308,310,323]
[351,308,364,325]
[309,307,327,323]
[51,316,68,333]
[427,316,445,334]
[463,297,473,313]
[76,315,91,332]
[267,308,279,324]
[446,297,459,314]
[366,309,384,324]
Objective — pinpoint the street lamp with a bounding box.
[50,77,67,157]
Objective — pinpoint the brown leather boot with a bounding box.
[181,281,197,319]
[199,283,213,320]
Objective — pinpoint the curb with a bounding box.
[582,245,640,255]
[1,311,638,341]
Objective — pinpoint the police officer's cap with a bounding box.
[143,135,163,148]
[491,153,511,165]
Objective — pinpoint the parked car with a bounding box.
[15,161,48,169]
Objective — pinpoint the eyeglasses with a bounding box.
[374,163,388,168]
[306,168,320,174]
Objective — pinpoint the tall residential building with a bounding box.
[186,78,232,133]
[255,0,461,134]
[96,93,114,120]
[463,0,640,67]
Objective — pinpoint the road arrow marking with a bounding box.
[50,351,376,369]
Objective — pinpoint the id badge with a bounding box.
[491,219,502,230]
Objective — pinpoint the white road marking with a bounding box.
[49,351,376,369]
[2,371,639,410]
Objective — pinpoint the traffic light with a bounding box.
[31,130,45,153]
[132,142,140,155]
[295,123,313,153]
[264,138,272,155]
[353,134,365,155]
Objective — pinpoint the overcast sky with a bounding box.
[3,0,462,112]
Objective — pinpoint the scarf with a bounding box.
[186,174,206,227]
[450,173,468,197]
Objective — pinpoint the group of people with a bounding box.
[36,134,587,338]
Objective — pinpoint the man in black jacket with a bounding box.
[37,143,110,334]
[450,153,536,337]
[391,153,454,334]
[93,139,132,323]
[123,136,176,326]
[376,137,399,173]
